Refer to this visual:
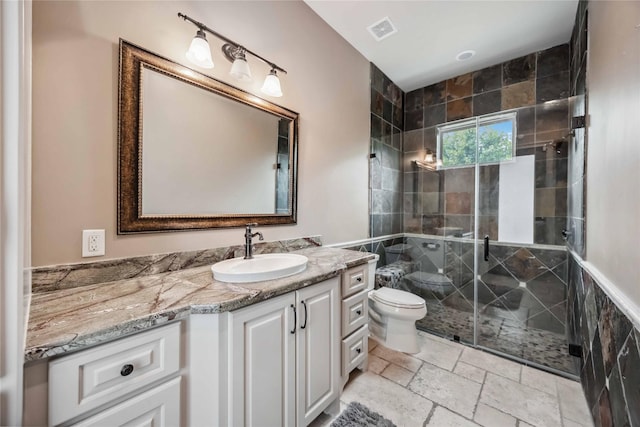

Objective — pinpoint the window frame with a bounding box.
[436,111,517,170]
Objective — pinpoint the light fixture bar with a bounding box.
[177,12,287,75]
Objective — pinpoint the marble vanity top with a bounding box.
[25,247,375,362]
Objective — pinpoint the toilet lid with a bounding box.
[372,287,425,309]
[405,271,452,285]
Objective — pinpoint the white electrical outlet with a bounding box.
[82,229,105,257]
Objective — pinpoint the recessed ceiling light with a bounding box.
[456,50,476,61]
[367,17,398,42]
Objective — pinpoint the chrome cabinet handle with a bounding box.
[300,300,307,329]
[290,304,296,334]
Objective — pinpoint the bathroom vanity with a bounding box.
[23,247,376,426]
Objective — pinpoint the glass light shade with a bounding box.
[186,30,214,69]
[261,70,283,97]
[424,152,435,163]
[230,57,252,82]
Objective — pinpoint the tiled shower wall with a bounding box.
[567,258,640,425]
[403,44,571,246]
[370,64,405,237]
[343,236,404,270]
[566,1,640,425]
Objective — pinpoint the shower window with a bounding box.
[437,111,517,168]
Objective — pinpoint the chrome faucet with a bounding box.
[244,223,264,259]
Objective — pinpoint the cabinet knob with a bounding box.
[356,277,362,282]
[356,309,362,315]
[356,348,361,354]
[120,364,134,377]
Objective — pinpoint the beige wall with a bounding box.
[586,1,640,308]
[32,1,370,266]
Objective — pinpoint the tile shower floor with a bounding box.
[311,331,593,427]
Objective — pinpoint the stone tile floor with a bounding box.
[311,331,593,427]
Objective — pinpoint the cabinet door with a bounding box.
[296,277,340,426]
[229,293,296,427]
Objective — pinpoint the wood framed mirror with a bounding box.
[118,40,298,234]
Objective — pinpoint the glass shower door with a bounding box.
[473,116,574,374]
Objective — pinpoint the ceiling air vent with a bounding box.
[367,16,398,42]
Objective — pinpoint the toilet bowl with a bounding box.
[403,271,454,299]
[368,287,426,354]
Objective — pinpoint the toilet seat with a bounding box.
[371,287,425,309]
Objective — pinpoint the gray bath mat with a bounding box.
[330,401,396,427]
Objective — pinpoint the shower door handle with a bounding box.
[484,235,490,262]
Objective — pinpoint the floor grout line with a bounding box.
[361,331,587,427]
[422,403,438,427]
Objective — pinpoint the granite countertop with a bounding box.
[25,247,375,362]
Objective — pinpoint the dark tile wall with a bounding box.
[370,64,405,237]
[567,254,640,426]
[567,0,588,257]
[342,236,404,269]
[403,45,571,246]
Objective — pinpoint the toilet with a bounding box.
[368,287,426,354]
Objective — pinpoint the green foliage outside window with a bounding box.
[440,117,514,168]
[441,127,476,167]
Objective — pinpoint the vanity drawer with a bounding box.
[73,377,181,427]
[341,289,368,336]
[341,265,368,298]
[341,325,368,377]
[49,322,181,426]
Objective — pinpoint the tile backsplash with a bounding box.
[31,236,322,293]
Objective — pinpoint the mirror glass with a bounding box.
[118,40,298,233]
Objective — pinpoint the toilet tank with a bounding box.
[367,256,379,290]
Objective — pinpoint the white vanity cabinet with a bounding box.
[227,277,340,427]
[47,322,182,426]
[340,265,370,385]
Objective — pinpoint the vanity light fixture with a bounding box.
[414,150,439,171]
[261,68,283,97]
[185,29,214,68]
[178,12,287,97]
[229,47,252,82]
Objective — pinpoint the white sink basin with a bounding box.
[211,253,308,283]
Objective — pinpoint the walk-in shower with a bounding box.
[374,108,574,375]
[367,45,576,375]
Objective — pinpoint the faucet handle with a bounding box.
[245,222,258,228]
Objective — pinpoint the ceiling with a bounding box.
[304,0,578,92]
